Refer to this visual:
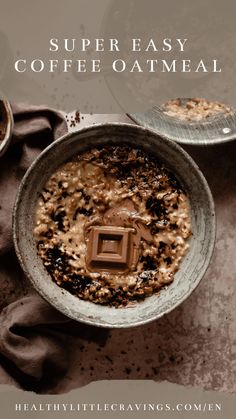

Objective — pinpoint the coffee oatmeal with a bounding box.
[34,146,192,307]
[162,98,232,122]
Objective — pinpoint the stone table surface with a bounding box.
[52,112,236,395]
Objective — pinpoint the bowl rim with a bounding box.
[0,100,13,157]
[13,123,216,328]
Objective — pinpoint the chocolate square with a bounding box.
[87,226,133,272]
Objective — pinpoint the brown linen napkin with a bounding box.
[0,104,108,393]
[0,103,67,257]
[0,296,70,392]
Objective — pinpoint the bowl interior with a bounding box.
[13,124,215,328]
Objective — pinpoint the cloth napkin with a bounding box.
[0,104,108,393]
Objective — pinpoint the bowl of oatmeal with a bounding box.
[0,100,13,157]
[129,98,236,145]
[13,123,215,327]
[162,98,232,122]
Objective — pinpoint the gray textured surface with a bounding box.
[50,113,235,394]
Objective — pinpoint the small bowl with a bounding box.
[13,124,215,328]
[129,102,236,146]
[0,100,13,157]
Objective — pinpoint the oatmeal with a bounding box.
[162,98,232,122]
[34,146,191,307]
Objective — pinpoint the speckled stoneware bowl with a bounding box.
[129,104,236,145]
[13,124,216,328]
[0,100,13,157]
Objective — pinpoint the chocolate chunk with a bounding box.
[51,207,66,231]
[73,207,93,220]
[146,195,167,218]
[86,226,135,273]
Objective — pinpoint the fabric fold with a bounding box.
[0,103,109,393]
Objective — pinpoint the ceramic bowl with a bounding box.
[0,100,13,157]
[129,103,236,145]
[13,123,216,328]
